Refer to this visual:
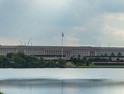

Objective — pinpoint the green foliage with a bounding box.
[104,53,108,57]
[116,57,120,61]
[38,57,47,68]
[57,58,66,68]
[86,61,89,66]
[70,56,87,66]
[118,52,122,57]
[0,56,9,68]
[0,52,68,68]
[7,52,15,58]
[110,52,115,57]
[47,60,56,68]
[109,57,112,61]
[0,91,3,94]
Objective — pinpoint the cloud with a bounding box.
[102,25,124,39]
[74,26,87,31]
[96,12,124,47]
[104,13,124,21]
[65,36,80,46]
[103,13,124,36]
[0,37,18,45]
[0,0,124,46]
[100,0,124,13]
[99,25,124,46]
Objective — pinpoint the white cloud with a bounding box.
[73,26,87,31]
[104,13,124,21]
[0,37,18,45]
[31,0,70,12]
[1,0,124,46]
[102,25,124,39]
[103,13,124,40]
[99,25,124,46]
[98,13,124,46]
[65,36,80,46]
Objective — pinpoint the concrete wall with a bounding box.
[0,46,124,58]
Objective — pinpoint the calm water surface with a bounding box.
[0,68,124,94]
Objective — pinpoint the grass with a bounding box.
[91,65,124,67]
[0,92,3,94]
[72,62,124,68]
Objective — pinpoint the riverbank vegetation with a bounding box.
[0,52,124,68]
[0,52,66,68]
[0,92,3,94]
[70,53,124,67]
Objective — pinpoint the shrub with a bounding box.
[0,91,3,94]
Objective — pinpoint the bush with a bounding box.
[0,91,3,94]
[57,58,66,68]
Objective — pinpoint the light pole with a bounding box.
[61,33,64,58]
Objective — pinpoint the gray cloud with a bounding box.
[100,0,124,13]
[0,0,124,46]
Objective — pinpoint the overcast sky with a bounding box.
[0,0,124,47]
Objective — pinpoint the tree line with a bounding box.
[0,52,66,68]
[0,92,3,94]
[70,52,124,66]
[99,52,122,57]
[70,56,90,66]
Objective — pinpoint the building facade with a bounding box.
[0,46,124,58]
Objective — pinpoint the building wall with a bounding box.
[0,46,124,58]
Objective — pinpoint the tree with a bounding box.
[0,92,3,94]
[104,53,108,57]
[110,52,115,57]
[0,56,9,68]
[116,57,120,61]
[38,57,47,68]
[70,56,74,62]
[86,61,89,66]
[0,52,69,68]
[47,60,56,68]
[57,58,66,68]
[83,57,87,61]
[13,56,26,68]
[78,55,81,59]
[17,52,25,58]
[109,57,112,61]
[7,52,15,58]
[88,57,94,62]
[24,55,38,68]
[117,52,122,57]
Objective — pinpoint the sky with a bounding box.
[0,0,124,47]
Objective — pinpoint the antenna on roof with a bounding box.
[31,41,32,46]
[27,38,31,46]
[24,41,26,46]
[20,40,23,46]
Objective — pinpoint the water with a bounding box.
[0,68,124,94]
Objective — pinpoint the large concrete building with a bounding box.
[0,46,124,59]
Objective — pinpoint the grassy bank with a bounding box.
[0,92,3,94]
[76,63,124,68]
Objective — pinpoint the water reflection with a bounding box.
[1,68,124,94]
[1,79,124,94]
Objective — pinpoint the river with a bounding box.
[0,68,124,94]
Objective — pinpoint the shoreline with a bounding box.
[77,66,124,68]
[1,67,124,68]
